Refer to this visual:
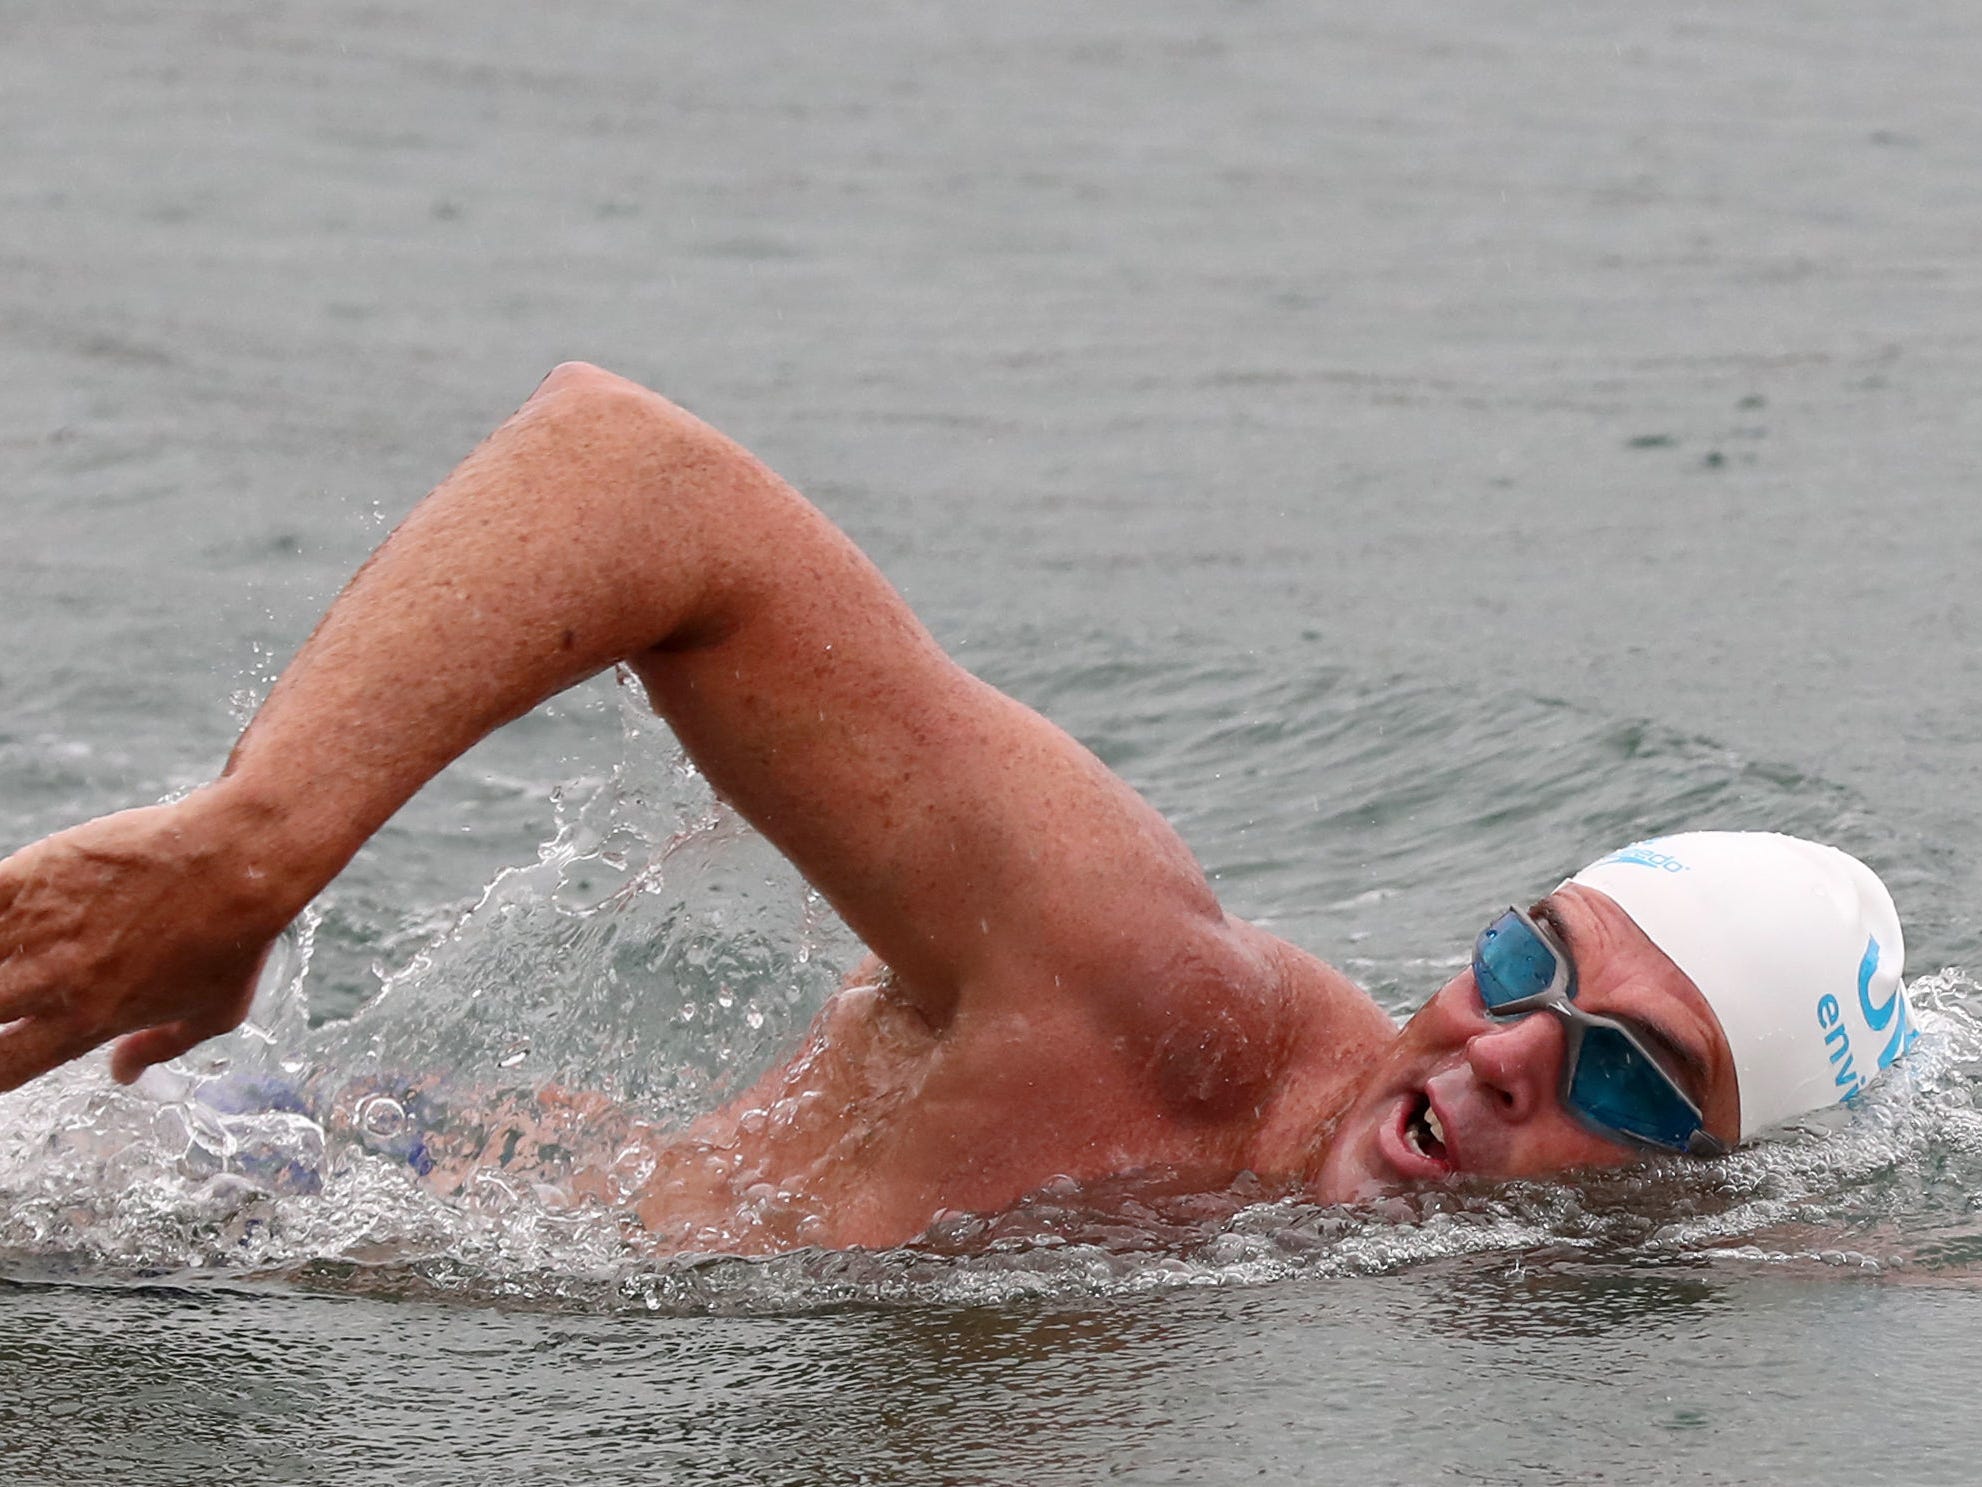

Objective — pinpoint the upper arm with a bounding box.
[621,412,1224,1019]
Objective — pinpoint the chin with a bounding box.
[1307,1078,1467,1204]
[1306,1106,1405,1205]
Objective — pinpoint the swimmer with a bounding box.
[0,363,1916,1252]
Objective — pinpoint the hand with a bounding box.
[0,792,297,1091]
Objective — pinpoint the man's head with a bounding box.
[1311,832,1910,1202]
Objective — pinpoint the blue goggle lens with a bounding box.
[1473,911,1562,1009]
[1471,907,1707,1154]
[1567,1022,1702,1151]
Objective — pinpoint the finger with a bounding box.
[0,839,37,927]
[0,1015,108,1095]
[109,1020,222,1086]
[0,944,77,1023]
[110,1014,240,1085]
[0,956,66,1024]
[0,876,60,1023]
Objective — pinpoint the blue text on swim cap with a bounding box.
[1857,934,1914,1073]
[1818,935,1911,1102]
[1817,992,1862,1098]
[1593,844,1689,873]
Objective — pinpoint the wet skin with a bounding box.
[0,363,1743,1256]
[1310,883,1741,1202]
[616,884,1740,1253]
[625,922,1398,1252]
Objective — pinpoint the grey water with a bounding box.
[5,2,1982,1482]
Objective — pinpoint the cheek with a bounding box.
[1504,1112,1639,1177]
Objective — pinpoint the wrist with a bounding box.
[185,774,351,933]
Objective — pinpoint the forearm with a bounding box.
[0,360,1227,1093]
[213,362,785,917]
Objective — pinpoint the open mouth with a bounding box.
[1397,1090,1455,1174]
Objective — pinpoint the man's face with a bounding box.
[1310,884,1741,1201]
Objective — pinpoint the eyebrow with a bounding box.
[1531,897,1713,1102]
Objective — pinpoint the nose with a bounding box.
[1464,1010,1566,1124]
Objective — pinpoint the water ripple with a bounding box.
[0,644,1967,1314]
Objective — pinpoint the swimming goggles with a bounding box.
[1472,906,1726,1158]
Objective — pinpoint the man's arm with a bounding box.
[0,364,1236,1090]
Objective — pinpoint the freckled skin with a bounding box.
[622,886,1738,1251]
[630,937,1395,1252]
[0,364,1739,1255]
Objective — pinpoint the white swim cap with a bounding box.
[1568,832,1912,1142]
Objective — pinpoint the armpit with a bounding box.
[1135,928,1295,1121]
[825,960,947,1049]
[839,953,953,1038]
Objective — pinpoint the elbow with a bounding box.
[523,361,710,460]
[529,360,635,404]
[510,361,773,648]
[524,361,667,434]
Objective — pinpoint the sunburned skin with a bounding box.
[0,362,1746,1256]
[625,935,1394,1253]
[292,881,1736,1257]
[601,886,1735,1255]
[1309,883,1740,1204]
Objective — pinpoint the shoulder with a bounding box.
[1078,914,1391,1124]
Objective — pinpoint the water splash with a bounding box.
[2,654,1977,1314]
